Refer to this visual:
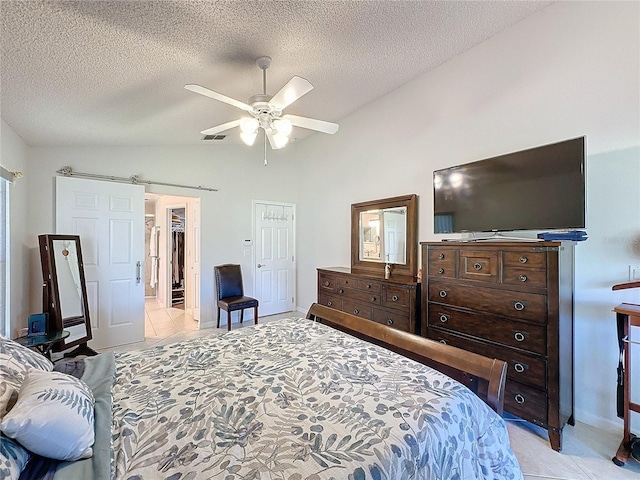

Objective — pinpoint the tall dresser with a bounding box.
[317,267,419,334]
[421,241,574,451]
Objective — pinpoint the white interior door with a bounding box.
[254,201,295,316]
[384,210,406,264]
[56,176,145,350]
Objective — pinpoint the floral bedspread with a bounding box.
[111,318,523,479]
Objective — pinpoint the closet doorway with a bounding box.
[144,193,201,338]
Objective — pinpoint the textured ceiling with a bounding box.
[1,1,551,146]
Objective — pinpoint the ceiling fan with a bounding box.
[185,56,339,150]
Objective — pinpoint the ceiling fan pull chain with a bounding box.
[264,130,268,166]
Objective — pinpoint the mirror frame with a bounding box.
[351,194,418,281]
[38,234,92,351]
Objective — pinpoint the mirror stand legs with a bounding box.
[63,342,98,358]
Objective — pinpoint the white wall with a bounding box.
[295,1,640,428]
[25,145,299,328]
[1,120,30,337]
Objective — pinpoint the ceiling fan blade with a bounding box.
[199,119,242,135]
[269,76,314,110]
[185,84,252,112]
[284,114,339,134]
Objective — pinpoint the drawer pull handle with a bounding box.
[473,262,483,271]
[519,275,527,282]
[338,289,344,294]
[439,290,448,298]
[519,256,528,264]
[514,301,525,311]
[514,393,526,404]
[354,309,360,314]
[366,284,371,289]
[514,331,526,342]
[439,313,449,323]
[439,339,448,345]
[387,319,394,325]
[324,281,330,287]
[327,301,332,307]
[438,268,444,274]
[392,295,399,302]
[514,362,528,373]
[371,296,377,302]
[438,253,445,260]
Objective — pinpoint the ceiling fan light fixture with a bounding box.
[272,131,289,149]
[240,117,259,133]
[272,117,292,137]
[240,130,258,146]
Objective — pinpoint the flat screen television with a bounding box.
[433,136,585,234]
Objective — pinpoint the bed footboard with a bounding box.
[307,303,507,414]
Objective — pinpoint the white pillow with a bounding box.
[0,369,95,461]
[0,334,54,420]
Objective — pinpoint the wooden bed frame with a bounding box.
[307,303,508,414]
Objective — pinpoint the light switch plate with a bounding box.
[629,265,640,281]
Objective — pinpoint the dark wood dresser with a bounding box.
[421,241,574,451]
[317,267,419,334]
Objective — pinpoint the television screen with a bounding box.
[433,137,585,233]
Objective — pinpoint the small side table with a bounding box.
[15,330,70,360]
[612,302,640,467]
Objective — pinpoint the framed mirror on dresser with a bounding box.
[318,194,420,334]
[351,194,418,281]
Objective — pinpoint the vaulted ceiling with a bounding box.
[1,1,551,146]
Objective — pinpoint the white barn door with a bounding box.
[56,176,145,349]
[254,201,295,316]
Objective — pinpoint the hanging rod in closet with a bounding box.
[56,166,218,192]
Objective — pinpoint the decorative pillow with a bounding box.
[0,435,30,480]
[0,370,95,461]
[0,334,54,420]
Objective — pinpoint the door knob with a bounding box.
[257,264,265,268]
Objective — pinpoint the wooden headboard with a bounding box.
[306,303,507,415]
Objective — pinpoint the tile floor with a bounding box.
[98,299,640,479]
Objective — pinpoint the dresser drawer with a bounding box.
[343,300,372,319]
[318,294,342,310]
[428,305,546,355]
[428,249,457,278]
[503,267,547,288]
[336,287,381,305]
[459,250,499,283]
[505,381,548,424]
[336,276,357,289]
[503,251,546,269]
[382,285,412,310]
[429,282,547,324]
[356,279,382,293]
[373,308,411,331]
[427,328,546,389]
[319,273,335,291]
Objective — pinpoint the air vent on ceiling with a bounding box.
[203,134,226,141]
